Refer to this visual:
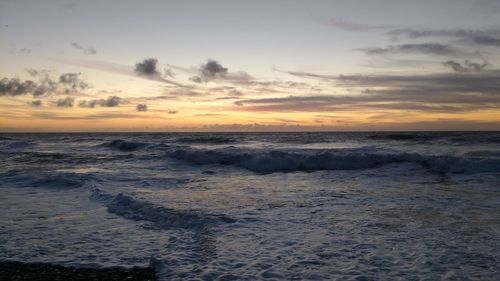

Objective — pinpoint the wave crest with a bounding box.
[92,191,236,230]
[102,140,146,152]
[167,147,500,174]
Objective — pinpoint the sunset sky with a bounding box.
[1,0,500,131]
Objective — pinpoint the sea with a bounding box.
[1,132,499,280]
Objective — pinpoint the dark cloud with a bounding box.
[329,18,394,32]
[59,73,90,93]
[71,42,97,55]
[79,96,121,108]
[136,104,148,112]
[0,78,38,96]
[201,60,228,79]
[135,58,160,77]
[388,28,500,47]
[443,60,489,72]
[168,110,177,114]
[170,60,253,84]
[359,43,459,55]
[30,100,42,107]
[191,60,248,83]
[56,97,75,107]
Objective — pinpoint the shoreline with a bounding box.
[0,261,158,281]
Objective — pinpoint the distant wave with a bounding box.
[101,139,146,152]
[1,171,96,189]
[175,136,236,144]
[0,141,35,151]
[367,133,437,141]
[167,147,500,174]
[91,189,236,230]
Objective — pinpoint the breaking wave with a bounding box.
[91,190,236,230]
[101,139,146,152]
[167,147,500,174]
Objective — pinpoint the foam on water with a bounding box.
[1,132,499,280]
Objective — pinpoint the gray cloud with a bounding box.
[329,17,393,32]
[56,97,75,107]
[443,60,489,72]
[0,78,39,96]
[30,100,42,107]
[53,58,189,88]
[59,73,90,93]
[234,70,500,113]
[135,58,160,77]
[189,76,203,83]
[234,92,500,113]
[359,43,459,55]
[71,42,97,55]
[388,28,500,47]
[136,104,148,112]
[79,96,121,108]
[168,110,177,114]
[201,60,228,79]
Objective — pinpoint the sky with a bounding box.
[1,0,500,132]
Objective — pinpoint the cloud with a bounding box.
[273,68,337,80]
[0,78,39,96]
[189,76,203,83]
[0,71,68,97]
[233,70,500,113]
[30,100,42,107]
[443,60,489,72]
[32,112,142,120]
[168,110,177,114]
[71,42,97,55]
[53,58,189,88]
[58,73,90,93]
[79,96,121,108]
[136,104,148,112]
[358,43,459,55]
[329,17,393,32]
[56,97,75,107]
[135,58,160,77]
[388,28,500,47]
[200,60,228,79]
[19,48,31,54]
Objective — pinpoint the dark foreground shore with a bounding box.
[0,261,157,281]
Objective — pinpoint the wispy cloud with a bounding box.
[52,58,188,88]
[388,28,500,47]
[358,43,460,56]
[442,60,490,72]
[71,42,97,55]
[329,17,393,32]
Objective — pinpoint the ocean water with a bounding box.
[1,132,499,280]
